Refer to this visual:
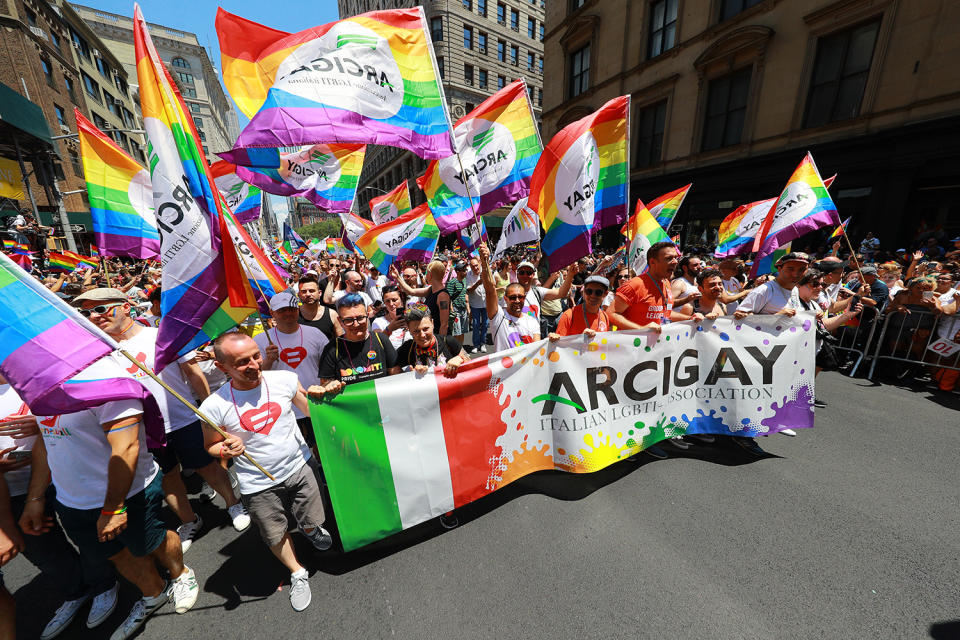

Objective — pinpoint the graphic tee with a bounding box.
[198,370,311,494]
[0,384,35,497]
[488,308,540,352]
[615,274,674,326]
[254,325,328,419]
[318,333,398,384]
[38,399,158,510]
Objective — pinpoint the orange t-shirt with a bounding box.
[556,305,610,336]
[614,274,673,326]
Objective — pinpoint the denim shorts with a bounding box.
[149,420,215,474]
[55,472,167,560]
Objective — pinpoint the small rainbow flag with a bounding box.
[2,240,14,250]
[216,7,454,164]
[64,250,98,269]
[210,161,262,225]
[456,217,488,254]
[829,216,851,240]
[48,252,79,273]
[88,243,100,258]
[530,95,629,271]
[339,210,375,253]
[355,203,439,272]
[417,79,542,234]
[276,244,294,265]
[233,144,365,213]
[325,238,348,255]
[369,180,411,225]
[623,199,670,274]
[648,184,691,231]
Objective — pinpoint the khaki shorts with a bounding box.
[240,462,326,547]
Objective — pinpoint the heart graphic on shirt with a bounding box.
[39,415,58,428]
[239,402,282,435]
[279,346,307,368]
[125,352,149,376]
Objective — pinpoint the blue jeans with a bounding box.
[471,307,488,348]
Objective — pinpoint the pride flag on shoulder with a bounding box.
[648,183,691,231]
[216,7,454,163]
[530,95,629,271]
[355,203,439,272]
[418,79,542,234]
[369,180,411,225]
[76,109,160,260]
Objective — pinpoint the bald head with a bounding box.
[213,331,263,389]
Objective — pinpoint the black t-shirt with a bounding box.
[396,335,462,369]
[318,333,397,384]
[299,306,337,341]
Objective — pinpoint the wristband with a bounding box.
[101,505,127,516]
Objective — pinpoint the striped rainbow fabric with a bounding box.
[210,161,262,225]
[623,199,670,274]
[417,79,542,234]
[529,95,629,271]
[648,183,691,231]
[355,203,439,272]
[75,109,160,259]
[369,180,411,225]
[216,7,454,163]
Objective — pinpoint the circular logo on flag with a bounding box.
[239,402,282,435]
[373,199,399,224]
[554,132,601,227]
[376,215,426,256]
[437,120,516,198]
[274,21,404,119]
[280,144,343,191]
[769,182,818,235]
[367,350,377,360]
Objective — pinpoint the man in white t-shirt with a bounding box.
[20,388,198,638]
[479,245,540,352]
[325,270,373,308]
[513,259,575,323]
[200,332,332,613]
[254,292,329,448]
[671,255,704,308]
[73,288,250,553]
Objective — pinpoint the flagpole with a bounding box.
[233,244,276,346]
[839,226,866,283]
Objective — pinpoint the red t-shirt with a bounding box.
[614,274,673,326]
[556,305,610,336]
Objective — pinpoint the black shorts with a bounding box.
[149,420,214,474]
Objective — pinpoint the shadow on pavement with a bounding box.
[929,620,960,639]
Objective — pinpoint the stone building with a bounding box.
[542,0,960,245]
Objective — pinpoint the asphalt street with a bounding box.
[5,372,960,640]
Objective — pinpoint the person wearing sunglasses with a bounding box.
[548,275,611,341]
[477,244,541,352]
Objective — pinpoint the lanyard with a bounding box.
[644,273,667,301]
[341,333,373,372]
[581,304,607,331]
[229,379,270,431]
[272,326,303,355]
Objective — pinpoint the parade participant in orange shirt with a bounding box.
[548,275,611,340]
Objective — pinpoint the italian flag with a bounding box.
[310,359,507,551]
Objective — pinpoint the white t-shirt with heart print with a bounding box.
[198,370,311,494]
[254,325,328,419]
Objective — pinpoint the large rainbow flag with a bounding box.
[76,109,160,259]
[210,161,262,225]
[232,144,365,213]
[530,95,629,271]
[623,199,670,274]
[338,210,375,253]
[216,7,454,164]
[648,183,691,231]
[417,79,542,234]
[369,180,411,225]
[355,203,439,272]
[222,205,287,314]
[135,4,257,371]
[714,198,777,258]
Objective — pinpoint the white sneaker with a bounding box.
[227,503,251,531]
[41,596,89,639]
[198,481,217,502]
[289,569,311,611]
[169,566,199,614]
[779,428,798,437]
[177,515,203,553]
[109,590,168,640]
[87,583,118,629]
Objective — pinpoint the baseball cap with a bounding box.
[860,266,878,276]
[269,291,299,311]
[71,287,128,306]
[583,275,610,289]
[775,251,811,266]
[517,261,536,271]
[812,260,846,273]
[454,261,467,270]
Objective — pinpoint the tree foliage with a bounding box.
[295,219,342,241]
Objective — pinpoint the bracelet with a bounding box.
[27,496,43,502]
[101,505,127,516]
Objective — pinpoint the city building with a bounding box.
[338,0,546,226]
[542,0,960,245]
[71,4,239,166]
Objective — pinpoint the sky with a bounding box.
[81,1,343,224]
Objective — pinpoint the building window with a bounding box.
[65,76,77,103]
[194,116,204,128]
[53,104,67,128]
[497,40,506,62]
[701,66,751,151]
[478,68,488,89]
[803,20,881,129]
[497,3,506,24]
[477,0,487,17]
[635,100,667,167]
[114,75,128,96]
[648,0,678,58]
[430,16,443,41]
[528,17,536,38]
[437,57,445,78]
[464,64,474,85]
[510,44,519,65]
[463,26,473,50]
[510,8,520,30]
[96,56,111,78]
[68,149,83,177]
[70,29,90,59]
[41,58,55,89]
[25,8,37,27]
[463,0,472,8]
[538,56,543,73]
[466,103,475,113]
[527,52,535,70]
[540,24,545,42]
[181,86,197,98]
[92,113,109,131]
[172,57,190,68]
[571,0,586,10]
[188,102,202,113]
[176,72,194,85]
[537,88,543,107]
[122,107,135,128]
[82,72,101,103]
[718,0,763,22]
[498,75,506,89]
[478,31,487,53]
[568,44,590,97]
[198,130,206,142]
[50,31,62,53]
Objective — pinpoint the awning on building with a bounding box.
[0,83,55,159]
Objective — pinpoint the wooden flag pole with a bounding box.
[233,246,276,346]
[840,226,866,284]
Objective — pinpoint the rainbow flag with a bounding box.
[338,210,375,253]
[369,180,411,225]
[714,198,777,258]
[11,242,31,256]
[456,217,488,254]
[648,183,691,231]
[88,243,100,258]
[325,238,348,255]
[530,95,629,271]
[1,239,14,250]
[829,216,851,240]
[753,242,792,276]
[135,5,257,371]
[76,109,160,259]
[221,205,286,314]
[750,153,839,277]
[210,161,262,225]
[64,251,98,269]
[48,252,79,273]
[623,199,670,274]
[355,203,439,272]
[417,79,542,234]
[216,7,454,165]
[276,244,294,265]
[233,144,365,213]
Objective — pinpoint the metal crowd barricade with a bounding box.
[831,304,881,377]
[867,307,960,380]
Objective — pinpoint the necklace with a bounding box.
[272,325,303,355]
[229,377,269,432]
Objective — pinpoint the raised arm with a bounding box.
[479,244,500,319]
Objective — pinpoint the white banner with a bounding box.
[493,197,540,260]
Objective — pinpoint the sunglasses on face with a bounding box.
[341,316,367,325]
[505,294,525,301]
[583,288,606,296]
[79,302,124,317]
[517,269,534,276]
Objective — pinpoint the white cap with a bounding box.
[269,291,299,311]
[517,261,536,271]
